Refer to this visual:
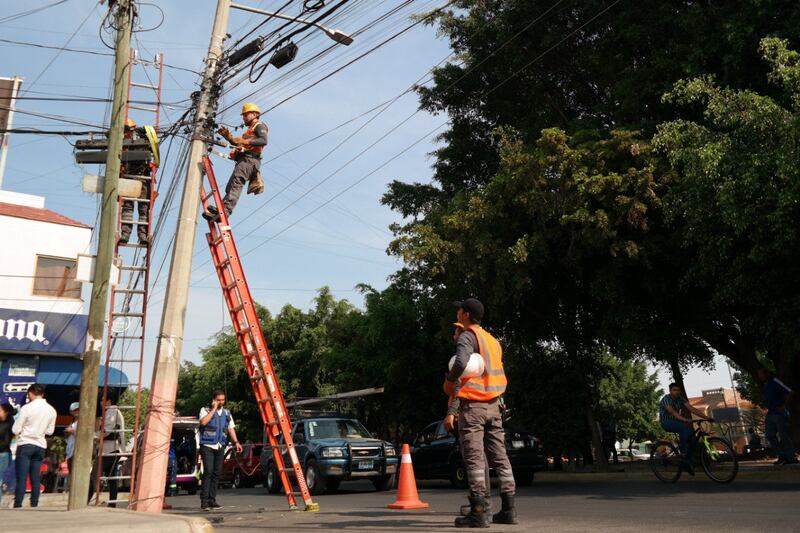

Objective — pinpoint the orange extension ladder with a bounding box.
[198,155,318,512]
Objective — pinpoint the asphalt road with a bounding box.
[165,474,799,532]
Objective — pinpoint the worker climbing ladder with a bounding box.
[199,155,318,512]
[74,50,164,506]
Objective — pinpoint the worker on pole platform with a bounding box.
[120,117,151,244]
[203,102,267,222]
[443,298,517,528]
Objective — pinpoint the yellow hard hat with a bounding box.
[241,102,261,115]
[124,117,137,129]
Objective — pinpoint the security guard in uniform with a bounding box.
[444,298,517,528]
[203,102,267,222]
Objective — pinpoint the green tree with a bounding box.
[653,38,800,443]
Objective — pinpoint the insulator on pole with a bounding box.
[227,37,264,67]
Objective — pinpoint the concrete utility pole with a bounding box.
[132,0,231,512]
[68,0,133,510]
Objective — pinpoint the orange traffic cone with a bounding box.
[388,443,429,510]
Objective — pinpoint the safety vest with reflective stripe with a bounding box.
[240,120,265,156]
[457,325,507,401]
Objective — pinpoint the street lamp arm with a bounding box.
[230,3,353,45]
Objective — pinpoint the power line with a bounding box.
[0,0,70,24]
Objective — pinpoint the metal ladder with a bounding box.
[199,155,318,512]
[95,50,164,507]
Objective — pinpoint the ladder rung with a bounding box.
[120,265,147,271]
[108,359,142,363]
[219,258,231,268]
[202,192,215,202]
[210,235,224,246]
[117,242,149,249]
[103,451,134,456]
[111,335,143,339]
[231,304,245,313]
[112,312,144,317]
[115,288,146,294]
[120,219,149,226]
[123,174,152,181]
[222,281,238,291]
[236,327,252,336]
[131,81,158,89]
[120,196,151,203]
[129,105,158,113]
[100,475,131,481]
[106,498,131,504]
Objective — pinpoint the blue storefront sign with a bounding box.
[0,307,87,355]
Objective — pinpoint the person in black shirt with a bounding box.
[0,402,17,506]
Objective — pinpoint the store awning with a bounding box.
[37,357,131,388]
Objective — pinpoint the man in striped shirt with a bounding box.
[659,383,710,474]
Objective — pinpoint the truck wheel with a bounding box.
[266,463,282,494]
[304,458,324,496]
[233,470,244,489]
[449,460,468,489]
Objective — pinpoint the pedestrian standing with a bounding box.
[198,390,242,510]
[64,402,79,476]
[0,402,17,505]
[757,368,798,465]
[11,384,56,508]
[443,298,516,528]
[88,397,125,506]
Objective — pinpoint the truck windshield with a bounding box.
[308,419,372,439]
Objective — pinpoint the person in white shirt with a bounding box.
[88,397,125,506]
[64,402,80,474]
[11,383,56,508]
[198,390,242,510]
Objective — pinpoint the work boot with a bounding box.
[202,205,220,222]
[492,493,518,525]
[461,499,490,516]
[454,496,490,528]
[119,233,130,245]
[137,231,150,245]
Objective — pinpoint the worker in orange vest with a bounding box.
[444,298,516,527]
[203,102,267,222]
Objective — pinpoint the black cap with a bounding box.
[455,298,484,322]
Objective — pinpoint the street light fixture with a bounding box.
[230,3,355,45]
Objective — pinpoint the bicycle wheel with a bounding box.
[700,436,738,483]
[650,441,682,483]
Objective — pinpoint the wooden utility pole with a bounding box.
[68,0,133,510]
[132,0,231,512]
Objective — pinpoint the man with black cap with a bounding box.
[444,298,516,528]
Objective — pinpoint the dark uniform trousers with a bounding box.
[458,397,516,497]
[222,156,260,215]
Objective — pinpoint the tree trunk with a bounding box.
[586,404,608,472]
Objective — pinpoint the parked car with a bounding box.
[616,449,649,462]
[260,416,399,495]
[219,442,263,488]
[118,416,200,495]
[410,420,546,488]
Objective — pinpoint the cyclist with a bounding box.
[659,383,710,474]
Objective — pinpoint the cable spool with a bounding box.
[448,353,485,379]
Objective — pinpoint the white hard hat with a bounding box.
[69,402,80,411]
[448,353,485,379]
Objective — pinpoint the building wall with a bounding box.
[0,207,91,315]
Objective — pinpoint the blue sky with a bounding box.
[0,0,733,398]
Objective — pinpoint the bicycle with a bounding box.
[650,419,738,484]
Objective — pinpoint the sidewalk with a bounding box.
[0,505,213,533]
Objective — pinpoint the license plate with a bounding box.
[511,440,525,449]
[357,460,373,470]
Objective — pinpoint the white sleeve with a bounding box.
[199,407,209,419]
[12,405,27,435]
[227,411,235,430]
[46,407,56,436]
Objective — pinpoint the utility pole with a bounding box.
[132,0,231,512]
[68,0,132,510]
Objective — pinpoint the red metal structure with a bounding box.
[95,50,164,506]
[199,155,318,511]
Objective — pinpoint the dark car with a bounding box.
[220,442,263,488]
[260,416,399,495]
[411,420,546,488]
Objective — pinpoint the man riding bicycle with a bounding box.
[659,383,710,475]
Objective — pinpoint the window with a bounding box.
[33,255,81,298]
